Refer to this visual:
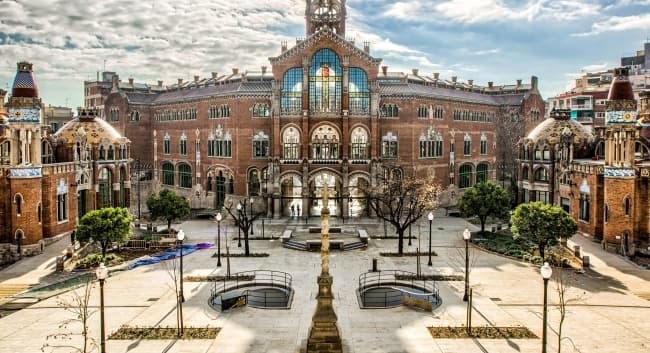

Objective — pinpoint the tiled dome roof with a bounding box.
[526,109,592,145]
[11,62,39,98]
[54,109,128,145]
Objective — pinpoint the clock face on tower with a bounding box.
[8,108,41,123]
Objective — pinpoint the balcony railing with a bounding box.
[571,103,593,110]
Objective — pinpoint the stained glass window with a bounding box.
[282,68,303,114]
[349,68,369,114]
[309,49,342,113]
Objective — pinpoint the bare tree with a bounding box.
[224,200,264,256]
[554,267,586,353]
[364,166,441,254]
[161,258,183,337]
[42,279,98,353]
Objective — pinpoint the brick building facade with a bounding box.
[519,68,650,255]
[0,62,131,262]
[103,0,544,219]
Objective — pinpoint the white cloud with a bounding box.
[473,48,501,55]
[574,13,650,36]
[581,62,609,72]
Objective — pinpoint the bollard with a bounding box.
[574,245,581,258]
[582,255,590,269]
[372,258,378,272]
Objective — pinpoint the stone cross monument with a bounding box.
[306,177,342,353]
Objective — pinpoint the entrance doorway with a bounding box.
[309,172,340,217]
[281,174,302,217]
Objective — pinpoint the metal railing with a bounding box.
[210,270,292,308]
[358,270,440,308]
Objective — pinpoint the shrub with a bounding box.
[76,253,123,269]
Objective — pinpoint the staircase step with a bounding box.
[343,241,367,251]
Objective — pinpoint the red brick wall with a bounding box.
[9,177,43,245]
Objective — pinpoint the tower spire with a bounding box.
[306,0,346,36]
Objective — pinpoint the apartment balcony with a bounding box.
[571,103,593,111]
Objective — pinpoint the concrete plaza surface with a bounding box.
[0,214,649,353]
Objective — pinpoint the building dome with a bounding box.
[54,108,128,145]
[607,67,634,101]
[526,109,592,144]
[11,62,39,98]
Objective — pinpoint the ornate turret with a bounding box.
[306,0,346,36]
[11,62,39,98]
[0,90,8,127]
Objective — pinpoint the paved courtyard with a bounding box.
[0,213,649,352]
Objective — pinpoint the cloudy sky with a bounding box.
[1,0,649,109]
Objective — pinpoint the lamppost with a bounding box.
[177,229,185,303]
[236,203,242,247]
[95,263,109,353]
[463,228,471,301]
[216,213,222,267]
[250,198,255,236]
[427,212,434,266]
[540,262,552,353]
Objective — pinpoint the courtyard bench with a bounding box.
[330,240,344,250]
[281,230,293,243]
[358,229,369,244]
[306,240,321,251]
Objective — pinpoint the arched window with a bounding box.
[248,169,260,196]
[351,127,369,160]
[522,166,530,180]
[349,68,369,114]
[480,133,488,155]
[463,133,472,156]
[281,68,303,114]
[309,49,342,113]
[215,171,226,209]
[624,196,631,216]
[476,163,489,183]
[312,125,340,160]
[605,204,609,223]
[253,132,270,158]
[119,168,126,207]
[14,194,22,215]
[534,168,548,182]
[380,104,399,118]
[162,163,174,186]
[207,126,232,158]
[282,127,300,160]
[419,127,443,158]
[99,145,106,160]
[163,134,171,155]
[459,164,473,188]
[542,147,550,160]
[252,103,271,118]
[579,194,590,221]
[178,164,192,188]
[381,132,398,158]
[107,146,114,160]
[98,168,112,208]
[179,133,188,156]
[417,105,429,118]
[37,202,42,223]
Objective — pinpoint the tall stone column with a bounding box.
[306,178,342,353]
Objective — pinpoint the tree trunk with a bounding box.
[539,244,546,261]
[480,216,486,235]
[168,219,172,233]
[397,228,404,255]
[100,242,107,257]
[244,226,250,256]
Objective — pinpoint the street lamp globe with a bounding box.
[250,198,254,205]
[540,262,553,279]
[177,229,185,241]
[96,262,109,280]
[216,213,222,222]
[428,212,434,221]
[463,228,471,240]
[236,203,242,211]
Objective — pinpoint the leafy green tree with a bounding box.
[146,189,191,232]
[458,181,511,235]
[510,202,578,260]
[76,207,133,257]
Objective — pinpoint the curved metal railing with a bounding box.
[210,270,293,310]
[358,270,440,308]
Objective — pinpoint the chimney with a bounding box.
[177,78,183,85]
[451,76,457,83]
[516,79,522,86]
[488,81,494,88]
[193,75,199,82]
[433,72,440,80]
[261,66,267,75]
[468,79,474,87]
[364,41,370,54]
[157,80,163,87]
[412,69,419,76]
[531,76,539,91]
[232,68,239,75]
[382,66,388,75]
[128,78,134,85]
[281,41,288,52]
[211,72,219,79]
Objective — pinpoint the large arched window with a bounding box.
[476,163,489,183]
[349,68,369,114]
[162,163,174,186]
[282,127,300,160]
[281,68,303,115]
[98,168,112,208]
[351,127,369,160]
[534,167,549,182]
[419,127,443,158]
[312,125,340,160]
[14,194,23,215]
[309,49,342,113]
[178,164,192,188]
[459,164,473,188]
[248,169,260,196]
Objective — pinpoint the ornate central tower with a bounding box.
[306,0,346,36]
